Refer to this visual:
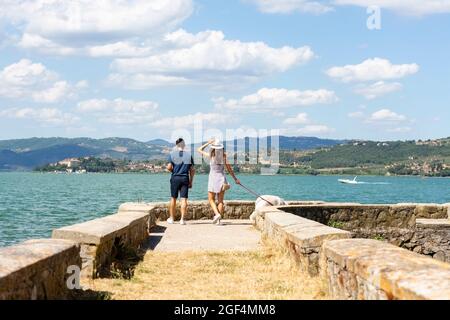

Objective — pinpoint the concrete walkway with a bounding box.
[148,220,261,252]
[90,218,328,300]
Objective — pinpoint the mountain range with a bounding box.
[0,136,345,171]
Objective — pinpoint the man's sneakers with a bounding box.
[167,217,187,225]
[212,213,222,225]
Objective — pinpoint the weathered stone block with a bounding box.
[103,211,150,247]
[323,239,450,300]
[52,217,129,245]
[0,239,80,300]
[118,202,155,214]
[261,209,351,276]
[415,204,448,219]
[287,226,350,249]
[411,219,450,263]
[132,200,255,221]
[52,211,151,278]
[416,219,450,229]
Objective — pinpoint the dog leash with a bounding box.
[237,182,275,206]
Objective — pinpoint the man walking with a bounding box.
[166,138,195,225]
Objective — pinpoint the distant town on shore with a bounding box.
[21,136,450,177]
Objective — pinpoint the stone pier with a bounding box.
[0,200,449,300]
[254,203,450,300]
[0,239,80,300]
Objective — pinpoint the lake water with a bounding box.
[0,172,449,247]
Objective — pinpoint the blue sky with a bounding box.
[0,0,449,142]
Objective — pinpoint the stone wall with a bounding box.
[255,207,351,276]
[0,239,81,300]
[254,206,450,300]
[126,200,255,221]
[281,203,448,230]
[1,200,448,300]
[404,219,450,263]
[0,204,153,300]
[119,200,324,221]
[52,211,150,278]
[279,203,450,261]
[323,239,450,300]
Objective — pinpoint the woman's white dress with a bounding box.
[208,155,227,193]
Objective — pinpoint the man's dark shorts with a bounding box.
[170,175,189,199]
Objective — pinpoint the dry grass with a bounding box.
[87,244,328,300]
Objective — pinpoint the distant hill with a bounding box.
[3,135,448,175]
[278,136,345,150]
[299,139,450,169]
[192,136,345,151]
[0,145,99,171]
[0,137,168,153]
[0,136,344,170]
[282,138,450,176]
[0,137,171,170]
[147,139,173,147]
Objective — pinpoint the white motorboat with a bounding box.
[338,176,358,184]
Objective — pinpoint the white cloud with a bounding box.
[32,80,87,103]
[150,112,235,130]
[213,88,337,112]
[18,38,157,58]
[17,33,158,57]
[0,59,56,98]
[272,111,287,117]
[297,125,334,135]
[333,0,450,16]
[283,113,310,125]
[107,73,191,89]
[0,59,86,103]
[326,58,419,83]
[116,30,313,75]
[246,0,450,16]
[0,107,79,126]
[5,4,315,88]
[387,126,412,133]
[2,0,193,55]
[17,33,77,56]
[76,98,159,125]
[348,111,364,118]
[354,81,403,99]
[368,109,407,122]
[247,0,450,16]
[282,112,333,136]
[349,109,413,133]
[281,125,335,136]
[245,0,333,14]
[109,30,315,87]
[86,42,154,58]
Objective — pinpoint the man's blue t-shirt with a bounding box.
[168,150,194,177]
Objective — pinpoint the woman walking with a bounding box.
[197,139,240,225]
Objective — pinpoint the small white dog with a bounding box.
[249,195,287,221]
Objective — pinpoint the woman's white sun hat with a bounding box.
[210,138,224,150]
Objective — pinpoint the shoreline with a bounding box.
[27,171,450,178]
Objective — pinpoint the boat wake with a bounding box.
[338,177,391,185]
[354,182,391,185]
